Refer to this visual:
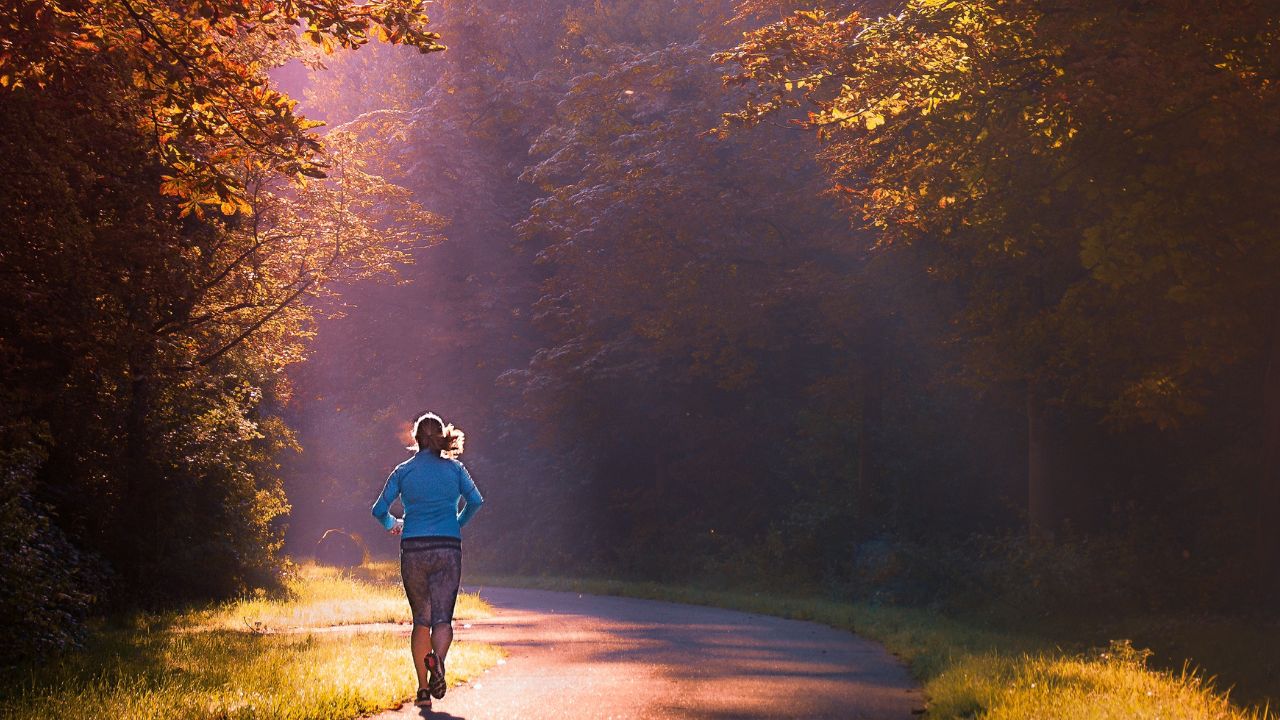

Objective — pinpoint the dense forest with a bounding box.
[4,0,1280,667]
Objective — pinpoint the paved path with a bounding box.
[369,587,923,720]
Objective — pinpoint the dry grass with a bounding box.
[0,562,503,720]
[926,643,1272,720]
[1,629,502,720]
[179,562,492,631]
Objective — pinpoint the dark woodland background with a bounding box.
[4,0,1280,665]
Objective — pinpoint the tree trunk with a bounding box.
[118,361,160,580]
[1027,386,1053,540]
[858,342,884,533]
[1257,319,1280,597]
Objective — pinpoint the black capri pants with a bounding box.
[400,535,463,627]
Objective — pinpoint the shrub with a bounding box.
[0,431,100,667]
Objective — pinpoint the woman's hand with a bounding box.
[390,518,404,535]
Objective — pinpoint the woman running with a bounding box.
[372,411,485,710]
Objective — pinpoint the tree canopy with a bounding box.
[7,0,1280,665]
[0,0,442,663]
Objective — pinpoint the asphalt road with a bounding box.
[370,586,924,720]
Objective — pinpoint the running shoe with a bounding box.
[425,652,447,699]
[415,688,432,708]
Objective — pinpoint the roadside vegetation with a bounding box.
[180,562,490,631]
[0,563,501,720]
[472,575,1276,720]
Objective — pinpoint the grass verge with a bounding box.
[179,562,491,631]
[0,562,503,720]
[471,575,1275,720]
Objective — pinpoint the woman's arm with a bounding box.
[455,462,485,528]
[371,466,404,531]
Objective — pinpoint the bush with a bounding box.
[0,432,100,667]
[828,527,1215,618]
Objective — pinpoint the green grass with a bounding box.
[471,575,1275,720]
[0,562,503,720]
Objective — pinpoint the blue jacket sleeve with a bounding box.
[455,462,484,528]
[371,465,403,531]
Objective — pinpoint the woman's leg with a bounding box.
[430,621,453,661]
[412,625,432,689]
[425,546,462,693]
[401,544,436,691]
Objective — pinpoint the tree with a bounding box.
[506,1,875,574]
[719,1,1280,554]
[0,0,448,650]
[1,0,443,212]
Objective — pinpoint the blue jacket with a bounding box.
[371,451,484,539]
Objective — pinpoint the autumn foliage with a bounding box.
[1,0,442,213]
[0,0,440,662]
[718,0,1280,583]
